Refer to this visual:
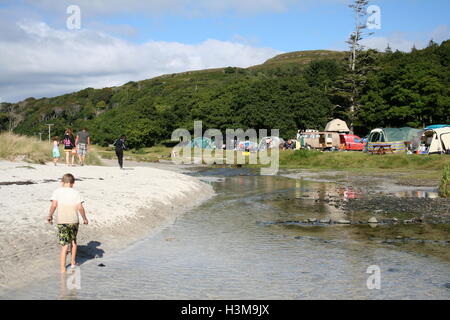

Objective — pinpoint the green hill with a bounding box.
[1,43,449,149]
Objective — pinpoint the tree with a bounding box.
[385,44,393,54]
[4,103,20,132]
[335,0,375,132]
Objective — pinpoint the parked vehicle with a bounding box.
[297,131,341,150]
[339,134,365,151]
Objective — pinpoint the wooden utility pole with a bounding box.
[45,124,54,142]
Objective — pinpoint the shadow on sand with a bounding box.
[76,241,105,265]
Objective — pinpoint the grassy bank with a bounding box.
[0,132,103,165]
[439,163,450,198]
[278,150,449,171]
[96,145,173,162]
[95,146,449,173]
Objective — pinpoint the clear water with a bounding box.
[3,168,449,299]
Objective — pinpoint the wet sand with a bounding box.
[0,161,214,289]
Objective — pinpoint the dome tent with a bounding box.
[365,127,421,153]
[190,137,215,149]
[237,140,258,152]
[324,119,350,133]
[420,127,450,154]
[258,137,285,150]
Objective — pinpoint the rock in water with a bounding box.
[336,220,351,224]
[308,218,317,223]
[320,219,331,224]
[368,217,379,224]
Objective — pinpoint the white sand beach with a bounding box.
[0,161,214,288]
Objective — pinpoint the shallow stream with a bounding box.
[4,168,449,299]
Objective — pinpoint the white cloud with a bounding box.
[0,21,280,102]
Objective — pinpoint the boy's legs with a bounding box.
[70,240,77,266]
[60,245,69,273]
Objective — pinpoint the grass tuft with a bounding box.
[439,163,450,198]
[0,132,103,165]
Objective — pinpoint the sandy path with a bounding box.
[0,161,214,289]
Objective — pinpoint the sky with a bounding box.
[0,0,449,102]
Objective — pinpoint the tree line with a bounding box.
[1,40,449,149]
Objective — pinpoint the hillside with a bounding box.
[1,42,449,149]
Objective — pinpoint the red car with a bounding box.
[339,134,365,151]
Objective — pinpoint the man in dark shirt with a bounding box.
[75,128,90,166]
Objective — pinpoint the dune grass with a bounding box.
[0,132,103,165]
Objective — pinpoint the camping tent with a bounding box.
[258,136,285,150]
[325,119,350,133]
[424,124,450,130]
[237,140,258,152]
[419,127,450,154]
[190,137,215,149]
[365,127,421,153]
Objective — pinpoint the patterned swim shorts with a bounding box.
[57,224,79,246]
[77,143,87,156]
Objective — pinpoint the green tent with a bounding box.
[190,137,215,149]
[381,127,421,142]
[366,127,421,153]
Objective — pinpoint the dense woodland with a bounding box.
[1,40,449,148]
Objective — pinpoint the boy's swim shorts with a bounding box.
[57,224,79,246]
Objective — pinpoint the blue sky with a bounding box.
[0,0,449,102]
[10,0,449,50]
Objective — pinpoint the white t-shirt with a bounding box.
[51,187,84,224]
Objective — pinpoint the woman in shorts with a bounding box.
[63,129,76,166]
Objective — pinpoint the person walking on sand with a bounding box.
[75,128,90,166]
[63,129,76,166]
[52,137,61,166]
[47,173,88,274]
[113,135,126,169]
